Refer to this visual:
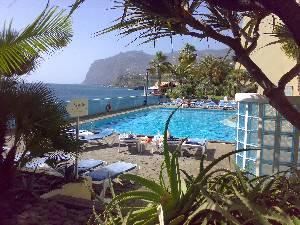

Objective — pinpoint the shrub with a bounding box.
[166,86,182,99]
[166,84,195,99]
[211,96,224,102]
[0,78,79,193]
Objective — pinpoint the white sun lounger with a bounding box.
[84,161,138,202]
[66,129,94,136]
[86,161,137,181]
[151,135,183,154]
[12,151,73,169]
[77,159,105,174]
[80,129,117,147]
[182,138,207,156]
[118,134,141,153]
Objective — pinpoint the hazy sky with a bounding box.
[0,0,226,84]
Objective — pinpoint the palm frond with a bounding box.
[270,23,299,60]
[0,6,72,76]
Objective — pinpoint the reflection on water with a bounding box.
[221,116,237,128]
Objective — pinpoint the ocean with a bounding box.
[47,84,144,101]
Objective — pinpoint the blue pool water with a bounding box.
[81,108,237,142]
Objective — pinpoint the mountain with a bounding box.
[82,49,232,85]
[82,51,152,85]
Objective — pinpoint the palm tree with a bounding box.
[0,78,78,193]
[197,56,232,96]
[178,43,197,65]
[149,51,169,94]
[0,6,73,193]
[225,69,258,97]
[0,6,72,77]
[169,44,197,85]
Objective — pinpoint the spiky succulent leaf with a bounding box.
[120,174,165,196]
[106,191,161,211]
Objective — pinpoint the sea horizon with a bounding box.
[46,83,144,101]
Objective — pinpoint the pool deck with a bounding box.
[71,105,236,182]
[76,104,236,180]
[80,134,235,182]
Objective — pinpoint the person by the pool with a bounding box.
[155,130,170,144]
[167,129,177,140]
[167,129,171,139]
[106,102,112,112]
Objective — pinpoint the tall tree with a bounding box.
[71,0,300,130]
[178,43,197,65]
[149,51,169,93]
[225,69,258,97]
[197,56,232,96]
[0,6,74,193]
[166,43,197,86]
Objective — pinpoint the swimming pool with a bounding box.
[81,108,237,142]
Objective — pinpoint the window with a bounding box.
[284,86,293,96]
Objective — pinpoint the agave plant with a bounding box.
[93,108,300,225]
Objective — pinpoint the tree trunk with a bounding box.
[157,66,162,94]
[0,107,19,194]
[0,146,17,195]
[235,46,300,130]
[0,119,6,164]
[265,88,300,125]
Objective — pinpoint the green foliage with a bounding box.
[0,5,73,193]
[166,84,194,99]
[225,69,258,97]
[272,23,299,60]
[0,6,72,77]
[166,44,198,87]
[0,78,79,193]
[149,51,170,92]
[166,51,257,99]
[195,56,233,98]
[0,77,79,167]
[178,43,197,66]
[92,110,299,225]
[211,96,224,102]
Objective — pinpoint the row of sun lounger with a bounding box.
[12,151,137,183]
[17,155,137,201]
[8,127,207,169]
[162,99,237,110]
[66,128,208,156]
[6,128,207,187]
[152,136,207,156]
[3,128,207,202]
